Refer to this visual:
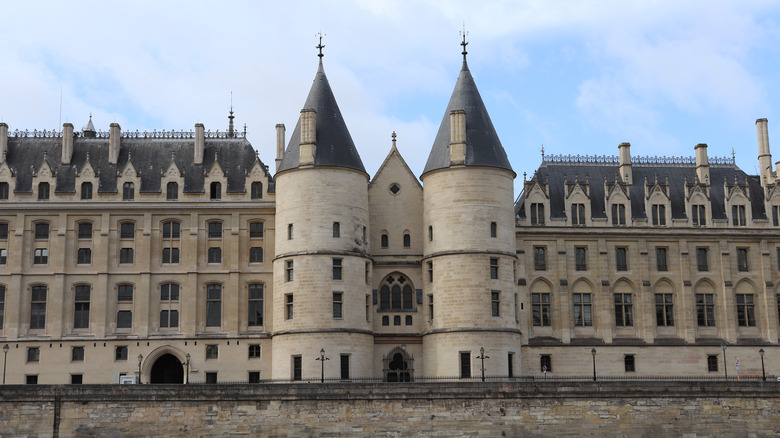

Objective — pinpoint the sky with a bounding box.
[1,1,779,196]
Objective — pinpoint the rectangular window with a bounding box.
[122,182,134,200]
[77,248,91,264]
[248,344,261,358]
[707,355,719,372]
[71,346,85,362]
[249,246,263,263]
[333,292,343,318]
[206,284,222,327]
[614,293,633,326]
[612,203,626,226]
[332,258,342,280]
[624,355,636,372]
[38,182,49,200]
[0,182,8,200]
[533,246,546,271]
[166,182,178,200]
[35,223,49,239]
[33,248,48,264]
[460,352,471,378]
[248,371,260,383]
[116,310,132,328]
[248,284,264,326]
[532,293,551,326]
[80,183,92,200]
[428,294,434,320]
[736,294,756,327]
[490,258,499,279]
[210,182,221,200]
[78,222,93,239]
[490,221,497,237]
[696,293,716,327]
[697,247,709,271]
[428,225,433,241]
[286,260,294,282]
[27,347,40,362]
[575,247,587,271]
[119,248,133,264]
[427,261,433,282]
[250,181,263,199]
[508,353,514,378]
[30,285,47,329]
[540,354,552,372]
[692,204,706,226]
[292,356,302,381]
[656,247,668,271]
[380,233,388,248]
[773,206,780,227]
[0,248,6,265]
[118,285,133,302]
[74,285,90,329]
[26,375,38,384]
[615,247,628,271]
[340,354,350,380]
[0,286,4,329]
[285,294,293,320]
[120,222,135,239]
[162,221,181,238]
[571,203,585,226]
[115,346,128,361]
[732,205,746,226]
[287,224,293,240]
[159,310,179,328]
[530,203,545,225]
[332,222,340,238]
[208,247,222,263]
[162,247,180,264]
[206,344,219,359]
[71,374,83,385]
[652,204,666,226]
[737,248,749,271]
[573,293,592,326]
[0,223,7,239]
[208,222,222,238]
[655,293,674,326]
[491,291,500,317]
[249,222,264,238]
[205,372,218,384]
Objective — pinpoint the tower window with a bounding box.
[403,233,410,247]
[490,221,497,237]
[332,222,340,238]
[381,233,388,248]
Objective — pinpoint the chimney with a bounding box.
[449,110,467,165]
[194,123,205,165]
[61,123,74,164]
[757,118,772,184]
[275,123,286,172]
[299,109,316,166]
[108,123,121,164]
[695,143,709,184]
[0,122,7,163]
[618,142,632,183]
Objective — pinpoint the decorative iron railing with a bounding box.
[10,129,245,139]
[543,154,735,166]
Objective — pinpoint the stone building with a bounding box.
[0,41,776,384]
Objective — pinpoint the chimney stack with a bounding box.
[756,118,773,185]
[449,109,467,165]
[299,109,316,166]
[618,142,632,183]
[108,123,121,164]
[61,123,74,164]
[194,123,205,165]
[695,143,710,184]
[275,123,286,172]
[0,122,7,163]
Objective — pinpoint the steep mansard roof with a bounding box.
[516,157,765,222]
[422,59,514,176]
[5,133,270,194]
[277,60,366,174]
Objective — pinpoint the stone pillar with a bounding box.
[618,142,632,184]
[0,122,7,163]
[756,118,772,185]
[195,123,205,165]
[299,109,316,166]
[61,123,74,164]
[108,123,121,164]
[449,110,466,165]
[275,123,286,172]
[695,143,709,185]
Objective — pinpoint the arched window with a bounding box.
[379,274,414,311]
[381,232,388,248]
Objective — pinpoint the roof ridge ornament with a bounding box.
[316,31,326,59]
[460,24,469,63]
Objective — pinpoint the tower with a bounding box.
[271,41,373,380]
[420,36,520,378]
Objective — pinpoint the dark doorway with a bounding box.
[150,353,184,384]
[386,353,411,382]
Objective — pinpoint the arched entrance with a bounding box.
[383,347,413,382]
[150,353,184,384]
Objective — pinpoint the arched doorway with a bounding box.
[150,353,184,384]
[383,347,413,382]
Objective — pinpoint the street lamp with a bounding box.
[184,353,191,384]
[721,344,728,381]
[591,348,597,381]
[476,347,489,382]
[137,354,143,384]
[759,348,766,382]
[315,348,329,383]
[2,344,9,384]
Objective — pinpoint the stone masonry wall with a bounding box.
[2,382,780,437]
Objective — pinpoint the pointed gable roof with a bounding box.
[422,58,513,176]
[277,59,366,174]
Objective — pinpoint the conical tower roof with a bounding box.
[422,54,513,176]
[277,58,365,174]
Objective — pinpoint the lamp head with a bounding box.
[760,348,765,357]
[591,348,596,356]
[2,344,8,354]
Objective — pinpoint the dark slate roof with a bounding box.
[422,59,513,176]
[277,60,365,174]
[517,159,765,221]
[5,135,270,194]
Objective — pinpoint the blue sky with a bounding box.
[1,1,779,195]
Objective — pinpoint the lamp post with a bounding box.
[591,348,597,381]
[476,347,489,382]
[315,348,329,383]
[137,354,143,384]
[759,348,766,382]
[721,344,728,381]
[2,344,9,384]
[184,353,191,384]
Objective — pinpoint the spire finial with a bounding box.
[316,31,326,58]
[459,24,469,61]
[392,131,397,148]
[731,147,736,162]
[541,144,545,160]
[228,92,235,138]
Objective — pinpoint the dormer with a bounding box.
[161,154,184,201]
[205,151,227,200]
[724,174,751,227]
[32,154,56,200]
[0,161,16,200]
[522,173,550,226]
[605,173,630,226]
[117,155,140,200]
[245,153,270,200]
[565,173,590,226]
[685,174,711,227]
[76,153,99,200]
[645,173,670,226]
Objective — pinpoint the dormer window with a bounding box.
[122,182,134,200]
[651,204,666,226]
[530,203,545,225]
[732,205,746,226]
[0,182,8,200]
[210,182,221,200]
[81,182,92,200]
[38,182,49,200]
[692,205,706,226]
[166,182,178,200]
[571,203,585,226]
[251,182,263,199]
[611,204,626,226]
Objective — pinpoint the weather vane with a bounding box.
[316,31,326,58]
[459,23,469,60]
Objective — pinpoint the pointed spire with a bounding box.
[83,113,96,138]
